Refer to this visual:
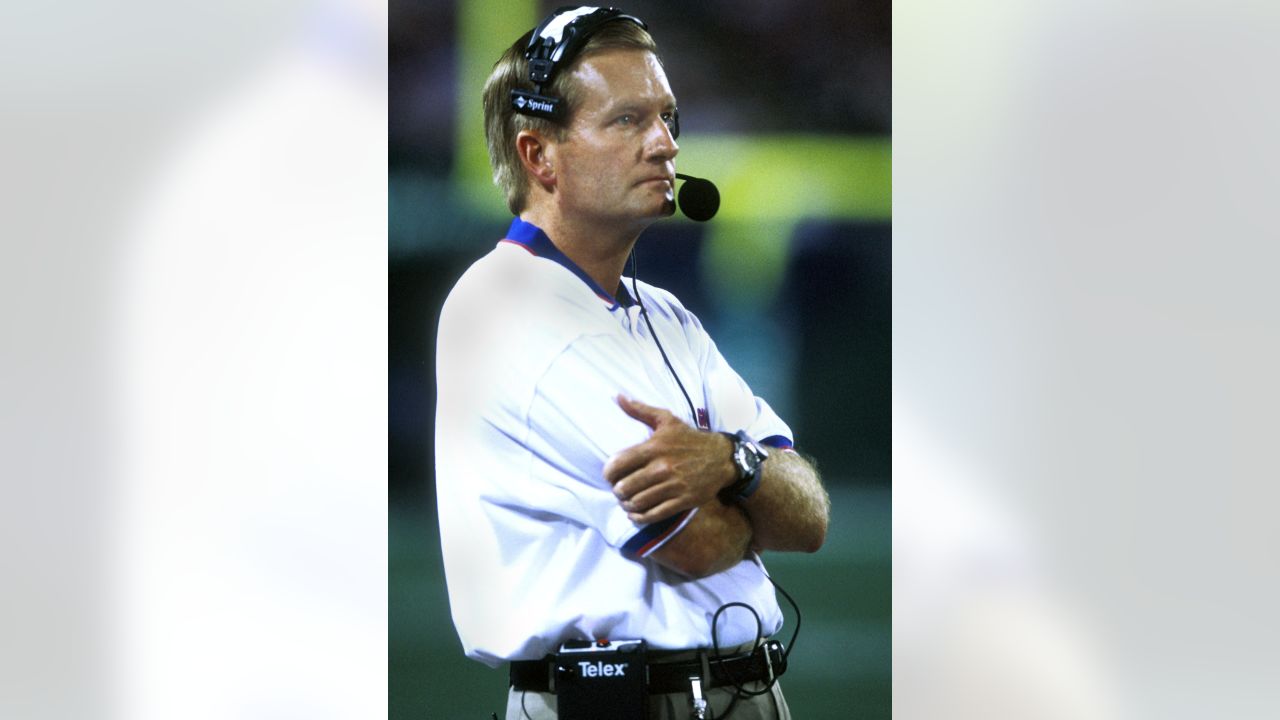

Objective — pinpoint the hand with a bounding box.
[603,395,737,524]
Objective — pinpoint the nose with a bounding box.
[645,116,679,162]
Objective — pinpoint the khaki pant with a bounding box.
[505,680,791,720]
[505,644,792,720]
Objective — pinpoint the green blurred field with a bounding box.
[390,485,889,719]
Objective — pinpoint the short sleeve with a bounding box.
[695,328,796,451]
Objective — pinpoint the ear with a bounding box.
[516,129,557,191]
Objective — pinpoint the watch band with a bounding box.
[720,429,768,503]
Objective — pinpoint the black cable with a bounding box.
[708,602,766,720]
[627,249,805,717]
[521,689,533,720]
[766,572,802,663]
[710,604,770,699]
[629,250,698,424]
[705,572,803,718]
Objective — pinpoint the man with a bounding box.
[435,7,830,719]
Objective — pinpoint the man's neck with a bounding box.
[521,209,649,297]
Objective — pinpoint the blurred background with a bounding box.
[389,0,891,717]
[8,1,1280,719]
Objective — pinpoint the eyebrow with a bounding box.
[602,96,677,117]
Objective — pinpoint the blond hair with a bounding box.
[481,21,659,214]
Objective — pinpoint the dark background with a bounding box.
[390,1,891,717]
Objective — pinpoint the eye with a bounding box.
[615,113,636,127]
[661,110,680,139]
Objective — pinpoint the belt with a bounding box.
[509,640,787,695]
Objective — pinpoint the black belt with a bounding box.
[510,640,787,695]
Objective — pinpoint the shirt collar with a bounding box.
[500,217,635,310]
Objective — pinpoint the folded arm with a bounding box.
[605,395,829,558]
[738,448,829,553]
[643,500,752,578]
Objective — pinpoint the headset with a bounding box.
[510,6,677,137]
[510,5,718,222]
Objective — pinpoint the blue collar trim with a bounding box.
[501,217,634,309]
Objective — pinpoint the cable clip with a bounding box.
[689,675,707,719]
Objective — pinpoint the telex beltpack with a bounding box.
[554,639,647,719]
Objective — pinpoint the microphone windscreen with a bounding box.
[677,176,720,222]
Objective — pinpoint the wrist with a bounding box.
[718,430,768,503]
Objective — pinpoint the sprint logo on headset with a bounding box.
[511,90,562,120]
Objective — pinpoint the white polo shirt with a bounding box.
[435,218,795,667]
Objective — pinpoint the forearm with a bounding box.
[739,450,829,553]
[603,395,828,557]
[648,500,752,578]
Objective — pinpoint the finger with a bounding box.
[628,497,693,526]
[610,460,669,500]
[624,480,685,515]
[603,443,654,485]
[616,394,672,430]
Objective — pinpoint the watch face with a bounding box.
[729,431,766,485]
[723,432,766,502]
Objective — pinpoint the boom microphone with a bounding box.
[674,173,720,222]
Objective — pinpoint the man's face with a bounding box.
[550,49,679,226]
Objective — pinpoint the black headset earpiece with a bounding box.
[510,5,716,222]
[510,6,648,122]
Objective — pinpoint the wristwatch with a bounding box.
[720,429,769,503]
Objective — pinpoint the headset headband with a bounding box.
[510,6,648,123]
